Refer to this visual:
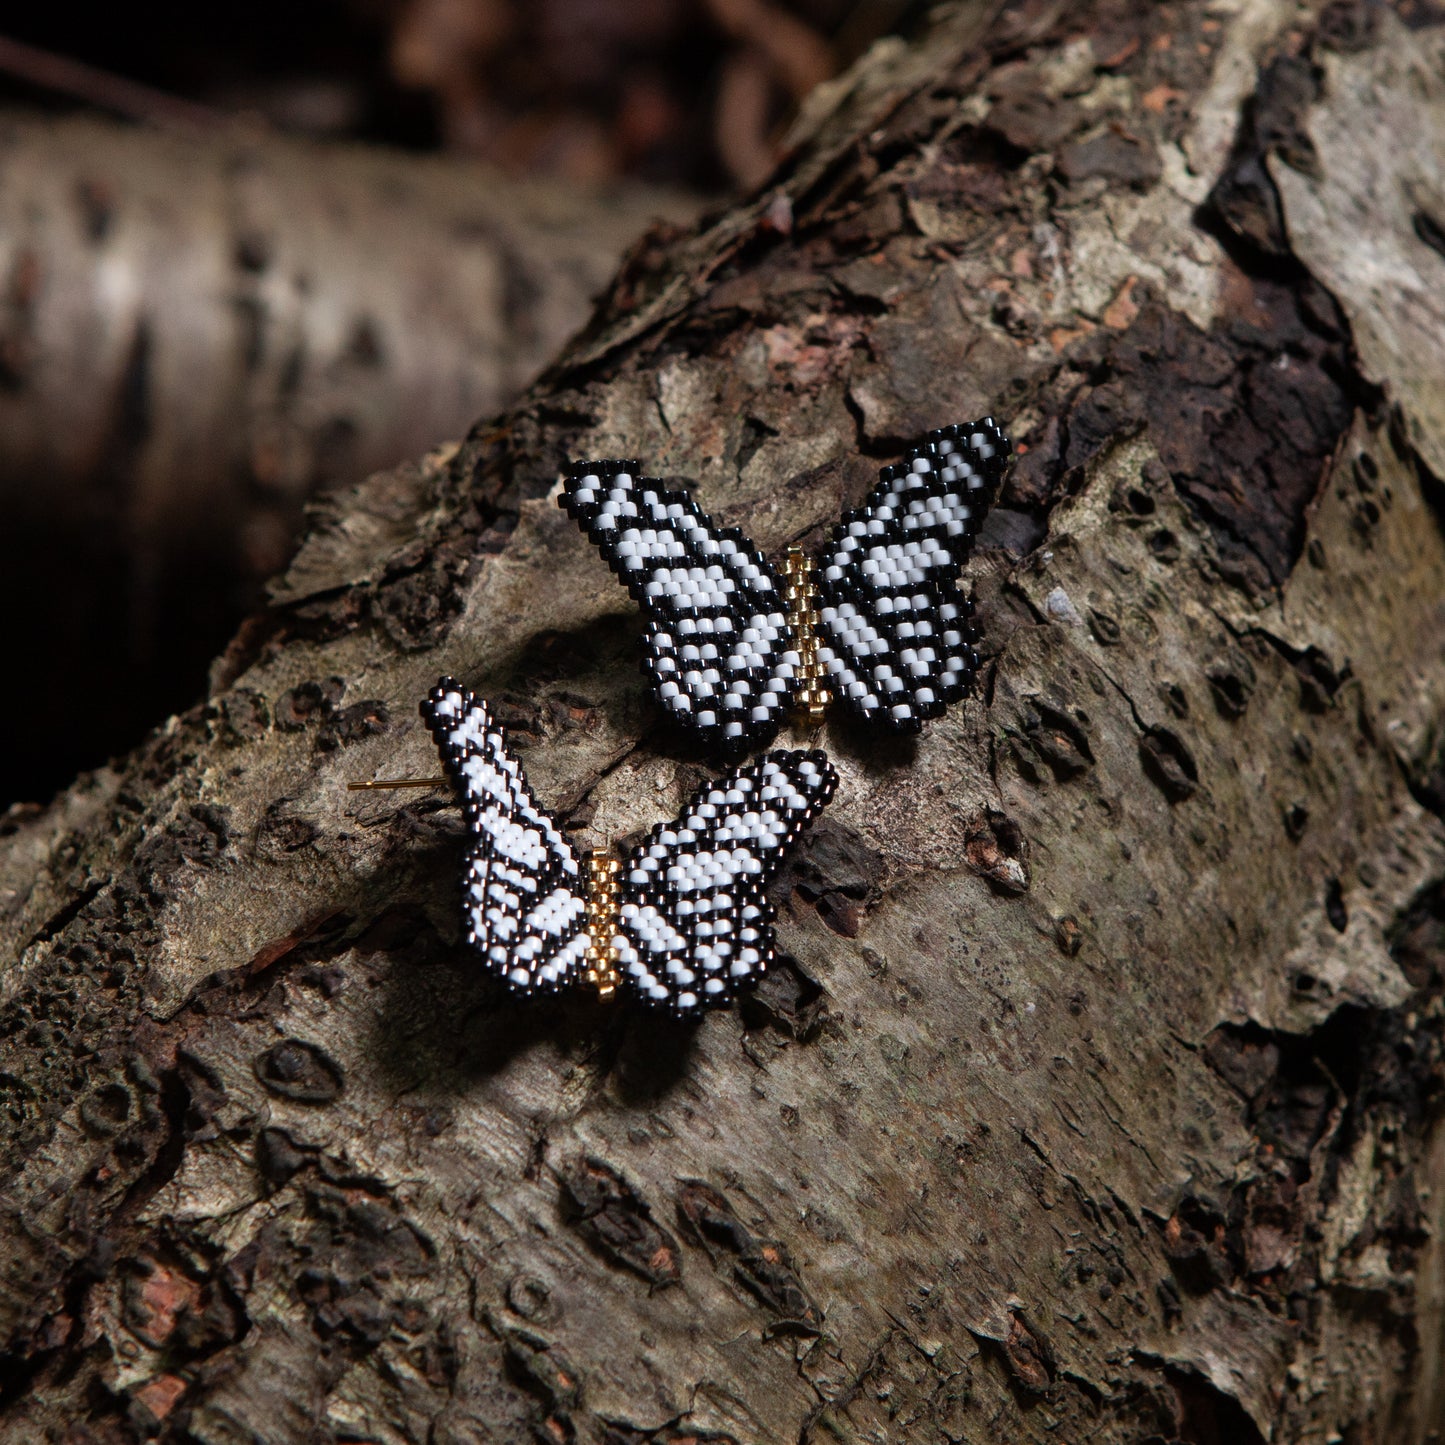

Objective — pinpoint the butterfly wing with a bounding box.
[421,678,590,995]
[815,418,1011,731]
[611,750,838,1015]
[561,460,797,752]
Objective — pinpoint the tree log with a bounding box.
[0,113,692,804]
[4,1,1445,1440]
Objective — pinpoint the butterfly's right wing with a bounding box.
[815,419,1010,731]
[422,678,590,995]
[612,750,838,1016]
[561,460,796,753]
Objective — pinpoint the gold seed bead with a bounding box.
[783,546,832,723]
[584,849,622,999]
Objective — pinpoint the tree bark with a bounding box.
[4,2,1445,1441]
[0,113,689,535]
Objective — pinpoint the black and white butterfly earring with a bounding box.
[419,677,838,1017]
[560,419,1010,755]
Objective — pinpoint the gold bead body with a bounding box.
[783,546,832,722]
[584,849,622,999]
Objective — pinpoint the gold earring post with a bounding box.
[346,777,449,792]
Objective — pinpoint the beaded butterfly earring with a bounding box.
[559,419,1010,754]
[394,677,838,1016]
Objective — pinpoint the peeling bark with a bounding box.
[4,2,1445,1441]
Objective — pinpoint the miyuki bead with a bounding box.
[560,420,1010,753]
[422,677,837,1017]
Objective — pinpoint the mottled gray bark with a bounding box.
[4,2,1445,1441]
[0,113,688,557]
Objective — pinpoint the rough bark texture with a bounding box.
[4,2,1445,1441]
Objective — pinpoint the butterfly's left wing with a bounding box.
[422,678,591,995]
[611,750,838,1015]
[815,418,1010,731]
[561,460,796,753]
